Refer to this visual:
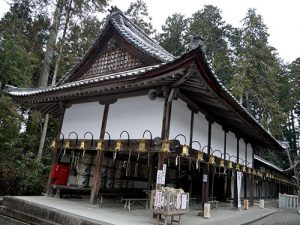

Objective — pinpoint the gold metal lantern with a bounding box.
[235,163,240,171]
[96,140,103,151]
[161,139,170,153]
[64,140,70,149]
[197,152,204,161]
[79,140,85,149]
[241,165,246,172]
[227,161,233,169]
[180,144,189,157]
[50,139,56,150]
[247,167,252,174]
[252,169,257,176]
[208,155,215,164]
[219,159,225,167]
[115,140,122,152]
[138,139,147,153]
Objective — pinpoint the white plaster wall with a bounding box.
[61,102,104,139]
[106,96,164,139]
[227,131,237,162]
[247,145,253,168]
[239,139,246,164]
[169,99,191,144]
[192,111,208,152]
[211,123,224,157]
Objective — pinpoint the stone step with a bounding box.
[1,196,108,225]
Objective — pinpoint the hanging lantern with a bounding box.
[235,163,240,171]
[208,155,215,164]
[219,159,225,167]
[79,140,85,149]
[227,161,233,169]
[161,139,170,153]
[241,165,246,172]
[50,139,56,150]
[247,167,252,174]
[197,152,204,161]
[96,140,103,151]
[252,169,257,175]
[115,140,122,152]
[180,145,189,157]
[64,140,70,149]
[138,139,147,153]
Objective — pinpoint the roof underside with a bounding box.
[5,49,284,151]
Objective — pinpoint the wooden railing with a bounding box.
[278,193,299,209]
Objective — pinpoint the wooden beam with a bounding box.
[90,104,110,204]
[171,64,196,87]
[234,136,240,208]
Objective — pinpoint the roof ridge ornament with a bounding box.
[189,33,206,53]
[108,6,123,17]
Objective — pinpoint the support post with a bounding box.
[157,88,174,190]
[90,104,110,204]
[244,143,248,198]
[201,118,213,206]
[234,136,240,208]
[222,127,228,200]
[46,108,65,195]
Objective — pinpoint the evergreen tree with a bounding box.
[125,0,156,36]
[157,13,187,56]
[229,8,285,137]
[187,5,234,85]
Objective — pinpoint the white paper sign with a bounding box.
[203,174,208,182]
[162,164,167,185]
[156,170,163,184]
[181,194,187,209]
[176,194,181,209]
[237,171,243,208]
[155,191,162,208]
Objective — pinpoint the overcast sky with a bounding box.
[1,0,299,63]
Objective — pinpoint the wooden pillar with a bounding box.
[46,107,66,195]
[201,118,213,206]
[222,128,228,200]
[157,88,174,189]
[244,143,248,198]
[189,111,194,195]
[90,104,110,204]
[234,136,240,208]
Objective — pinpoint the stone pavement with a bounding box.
[249,208,300,225]
[4,196,279,225]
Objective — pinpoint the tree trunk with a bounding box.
[36,0,67,160]
[38,0,64,88]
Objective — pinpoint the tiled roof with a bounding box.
[5,64,167,97]
[254,155,283,172]
[109,9,174,62]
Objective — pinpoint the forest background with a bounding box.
[0,0,299,195]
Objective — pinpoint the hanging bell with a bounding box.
[227,161,233,169]
[138,139,147,153]
[64,140,70,149]
[219,159,225,167]
[50,139,56,150]
[208,155,215,164]
[241,165,246,172]
[161,139,170,153]
[235,163,240,171]
[115,140,122,152]
[180,145,189,157]
[96,140,103,151]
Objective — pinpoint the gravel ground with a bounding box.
[250,209,300,225]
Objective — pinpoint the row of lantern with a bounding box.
[49,131,290,182]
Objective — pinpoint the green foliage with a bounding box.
[187,5,234,85]
[157,13,187,56]
[125,0,156,36]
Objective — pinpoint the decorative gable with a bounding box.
[79,45,144,80]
